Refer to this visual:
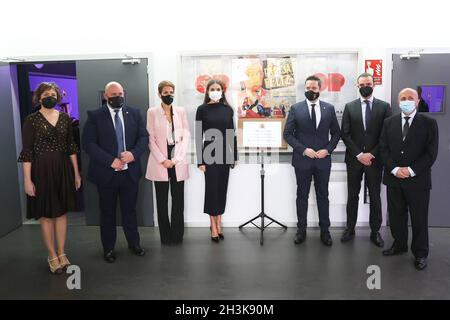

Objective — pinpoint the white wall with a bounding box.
[1,0,449,56]
[1,0,450,227]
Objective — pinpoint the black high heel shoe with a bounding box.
[210,227,220,242]
[211,236,220,243]
[218,233,224,240]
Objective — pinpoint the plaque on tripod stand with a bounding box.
[239,119,288,245]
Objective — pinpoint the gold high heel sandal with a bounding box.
[48,257,63,275]
[58,254,71,270]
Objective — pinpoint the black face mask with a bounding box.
[41,96,58,109]
[359,86,373,98]
[305,90,320,101]
[161,95,174,105]
[108,96,124,109]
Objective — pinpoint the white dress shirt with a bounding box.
[166,119,175,146]
[306,99,321,128]
[107,104,128,170]
[164,108,175,146]
[391,109,417,178]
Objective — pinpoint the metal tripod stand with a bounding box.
[239,149,287,245]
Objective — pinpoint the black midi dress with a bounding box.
[18,111,79,219]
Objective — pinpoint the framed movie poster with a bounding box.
[179,51,358,154]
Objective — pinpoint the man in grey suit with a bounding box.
[284,75,341,246]
[341,73,391,246]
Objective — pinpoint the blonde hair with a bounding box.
[158,80,175,94]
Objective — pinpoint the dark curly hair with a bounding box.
[32,82,63,105]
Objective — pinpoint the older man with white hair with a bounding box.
[379,88,438,270]
[82,81,149,263]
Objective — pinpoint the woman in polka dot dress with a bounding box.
[18,82,82,275]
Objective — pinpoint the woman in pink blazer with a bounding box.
[145,81,190,245]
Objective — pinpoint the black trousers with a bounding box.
[345,161,383,232]
[154,143,185,244]
[294,165,331,233]
[154,177,185,244]
[387,186,430,258]
[97,170,140,252]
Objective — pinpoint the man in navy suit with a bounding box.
[284,75,341,246]
[82,81,149,263]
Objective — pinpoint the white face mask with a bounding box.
[399,100,416,114]
[209,90,222,102]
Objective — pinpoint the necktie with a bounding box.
[311,104,317,129]
[364,100,371,131]
[114,110,125,156]
[402,116,410,140]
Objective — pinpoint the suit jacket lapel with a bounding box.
[353,99,364,131]
[172,107,179,141]
[316,104,327,131]
[102,105,116,137]
[394,113,405,148]
[371,98,382,125]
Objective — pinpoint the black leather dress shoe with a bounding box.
[370,232,385,248]
[104,250,116,263]
[129,246,146,256]
[294,231,306,245]
[341,228,355,243]
[414,257,427,271]
[382,246,408,256]
[320,232,333,247]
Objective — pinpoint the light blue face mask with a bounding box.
[399,100,416,114]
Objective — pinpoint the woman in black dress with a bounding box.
[18,82,81,274]
[195,80,237,242]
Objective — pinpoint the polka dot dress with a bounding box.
[18,111,79,219]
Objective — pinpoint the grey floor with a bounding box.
[0,225,449,300]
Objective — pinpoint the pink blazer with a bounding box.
[145,106,190,182]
